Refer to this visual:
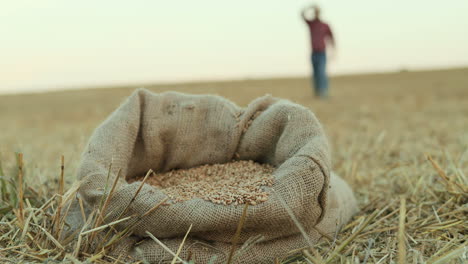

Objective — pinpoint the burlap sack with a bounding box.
[74,88,358,263]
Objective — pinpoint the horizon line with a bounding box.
[1,65,467,97]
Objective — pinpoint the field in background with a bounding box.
[1,68,467,263]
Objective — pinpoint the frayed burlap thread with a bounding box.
[73,89,358,263]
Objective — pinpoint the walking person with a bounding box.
[301,5,335,98]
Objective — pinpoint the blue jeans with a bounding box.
[311,52,328,98]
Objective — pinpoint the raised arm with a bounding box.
[301,6,312,22]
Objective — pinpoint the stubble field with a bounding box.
[0,68,467,263]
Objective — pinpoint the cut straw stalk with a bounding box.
[98,162,114,210]
[100,168,122,221]
[303,249,324,264]
[361,207,467,236]
[0,245,23,253]
[118,169,153,219]
[12,249,45,261]
[78,196,86,223]
[226,203,249,264]
[397,196,407,264]
[57,197,75,241]
[0,158,7,201]
[427,242,468,264]
[91,169,155,251]
[89,165,120,243]
[171,224,193,264]
[325,209,379,264]
[59,155,64,200]
[74,211,95,258]
[94,197,169,252]
[140,197,169,218]
[81,215,133,235]
[54,155,65,236]
[427,155,466,193]
[34,223,65,251]
[272,188,316,247]
[108,197,169,242]
[146,231,188,264]
[17,153,24,224]
[232,235,264,260]
[20,209,33,240]
[94,163,114,225]
[64,254,83,264]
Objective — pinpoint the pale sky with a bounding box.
[1,0,468,94]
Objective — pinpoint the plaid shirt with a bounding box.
[305,18,334,52]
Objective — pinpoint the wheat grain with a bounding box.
[130,160,275,205]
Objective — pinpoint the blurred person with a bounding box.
[301,5,335,98]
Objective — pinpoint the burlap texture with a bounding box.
[74,89,358,263]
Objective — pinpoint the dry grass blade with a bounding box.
[65,253,84,264]
[397,196,406,264]
[145,231,188,264]
[141,197,169,218]
[227,203,249,264]
[91,163,114,233]
[89,167,122,243]
[118,169,153,219]
[57,197,75,240]
[54,155,65,236]
[78,196,86,223]
[95,197,170,252]
[12,249,45,261]
[325,209,379,263]
[20,208,34,240]
[74,211,95,258]
[427,155,466,193]
[90,169,155,252]
[98,162,114,210]
[34,223,65,251]
[81,215,133,235]
[302,249,323,264]
[171,224,193,264]
[60,181,81,206]
[0,158,6,201]
[428,242,468,264]
[101,168,122,219]
[0,245,23,252]
[17,153,24,224]
[59,156,65,209]
[88,251,106,262]
[272,188,315,248]
[233,234,264,259]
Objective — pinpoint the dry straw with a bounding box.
[1,148,465,263]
